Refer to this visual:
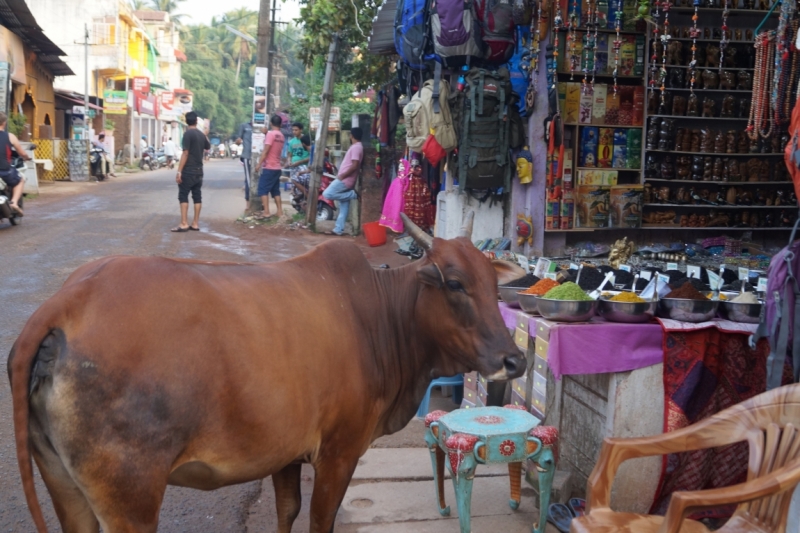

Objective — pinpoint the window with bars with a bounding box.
[93,21,117,45]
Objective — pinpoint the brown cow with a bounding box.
[8,213,525,533]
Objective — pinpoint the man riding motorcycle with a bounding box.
[0,112,30,216]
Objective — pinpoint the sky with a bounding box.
[176,0,302,26]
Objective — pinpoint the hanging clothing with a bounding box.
[379,158,409,233]
[403,172,433,232]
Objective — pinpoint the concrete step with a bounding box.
[334,513,561,533]
[352,448,510,484]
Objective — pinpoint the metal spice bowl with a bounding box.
[517,292,541,315]
[720,301,763,324]
[498,286,526,308]
[598,299,658,324]
[657,298,719,323]
[535,298,598,323]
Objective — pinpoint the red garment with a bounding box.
[403,176,433,231]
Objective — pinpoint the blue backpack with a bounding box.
[507,25,531,118]
[395,0,432,71]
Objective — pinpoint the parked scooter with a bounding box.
[89,145,108,181]
[155,148,169,169]
[0,146,33,226]
[139,146,157,170]
[290,159,338,221]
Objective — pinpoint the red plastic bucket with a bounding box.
[363,221,387,247]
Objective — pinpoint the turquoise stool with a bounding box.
[415,374,464,418]
[424,406,558,533]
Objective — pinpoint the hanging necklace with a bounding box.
[718,0,729,72]
[650,0,661,94]
[660,0,672,108]
[612,0,622,94]
[689,0,700,93]
[590,0,600,90]
[568,0,580,79]
[530,0,542,92]
[748,32,776,140]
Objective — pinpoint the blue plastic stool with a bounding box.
[416,374,464,418]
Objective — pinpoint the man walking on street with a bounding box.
[235,120,253,212]
[163,136,177,169]
[323,127,363,236]
[171,111,210,232]
[256,114,285,220]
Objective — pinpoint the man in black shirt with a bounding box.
[172,111,210,232]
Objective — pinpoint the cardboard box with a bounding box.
[514,326,529,350]
[592,84,608,125]
[633,86,645,125]
[510,389,526,409]
[531,388,547,416]
[560,198,575,230]
[598,127,614,168]
[578,169,618,186]
[595,34,609,74]
[558,82,567,119]
[535,337,550,360]
[620,36,635,76]
[579,126,599,167]
[610,185,643,228]
[605,90,621,125]
[623,0,638,31]
[533,354,548,375]
[477,382,488,406]
[565,82,581,124]
[576,186,611,228]
[460,398,476,410]
[626,128,642,169]
[579,87,593,124]
[463,387,477,404]
[464,371,478,392]
[563,148,574,191]
[612,128,628,169]
[535,319,556,342]
[634,35,645,76]
[533,371,547,394]
[618,86,635,125]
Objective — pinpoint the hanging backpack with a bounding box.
[403,75,458,153]
[784,98,800,201]
[473,0,516,65]
[395,0,432,71]
[508,25,531,118]
[450,67,512,190]
[756,218,800,390]
[430,0,483,67]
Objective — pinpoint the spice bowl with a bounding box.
[657,298,719,323]
[517,293,541,315]
[498,286,526,308]
[720,301,763,324]
[536,298,598,323]
[598,299,658,324]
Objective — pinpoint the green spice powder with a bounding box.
[543,282,593,301]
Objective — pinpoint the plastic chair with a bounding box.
[416,374,464,418]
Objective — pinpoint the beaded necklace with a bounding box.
[568,0,580,79]
[612,0,622,94]
[649,0,661,94]
[660,0,672,107]
[772,0,794,116]
[689,0,700,93]
[747,31,776,140]
[718,0,729,72]
[590,0,600,90]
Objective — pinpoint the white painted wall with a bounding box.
[435,189,505,242]
[27,0,120,95]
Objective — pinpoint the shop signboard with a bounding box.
[252,67,268,127]
[0,62,9,115]
[173,91,193,116]
[309,107,341,131]
[71,105,85,137]
[67,139,89,181]
[159,91,177,121]
[136,93,157,116]
[132,76,150,94]
[103,90,127,115]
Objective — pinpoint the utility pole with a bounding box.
[305,34,339,228]
[84,24,89,140]
[250,0,273,212]
[267,0,277,115]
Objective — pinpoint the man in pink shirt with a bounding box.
[323,127,363,235]
[256,115,286,219]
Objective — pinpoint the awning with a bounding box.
[55,92,103,111]
[0,0,73,76]
[368,0,398,56]
[150,81,168,91]
[174,49,187,62]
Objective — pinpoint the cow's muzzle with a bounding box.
[484,352,525,381]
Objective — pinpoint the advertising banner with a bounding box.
[132,76,150,94]
[173,91,193,116]
[103,90,127,115]
[309,107,341,132]
[252,66,268,127]
[136,92,157,116]
[159,91,177,121]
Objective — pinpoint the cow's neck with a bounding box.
[369,263,440,437]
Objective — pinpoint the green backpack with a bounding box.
[450,67,512,191]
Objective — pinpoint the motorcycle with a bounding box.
[89,146,108,181]
[290,160,337,221]
[139,146,157,170]
[0,146,32,226]
[155,149,169,169]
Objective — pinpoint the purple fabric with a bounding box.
[379,159,409,233]
[436,0,470,46]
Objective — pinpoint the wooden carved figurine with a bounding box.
[719,70,736,90]
[726,130,737,154]
[702,98,716,118]
[516,213,533,247]
[737,71,753,91]
[687,93,699,116]
[672,95,687,116]
[702,70,720,90]
[720,95,736,118]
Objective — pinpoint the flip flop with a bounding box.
[170,227,189,233]
[254,214,275,221]
[548,503,574,533]
[324,231,344,236]
[568,498,586,517]
[189,227,200,231]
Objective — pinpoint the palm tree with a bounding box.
[130,0,150,9]
[150,0,187,25]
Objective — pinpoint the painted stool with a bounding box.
[424,405,557,533]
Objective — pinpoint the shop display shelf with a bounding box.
[557,27,645,35]
[657,65,755,71]
[641,225,793,230]
[556,71,644,80]
[544,228,599,232]
[648,115,749,121]
[660,88,754,94]
[577,166,642,171]
[565,123,645,128]
[644,203,787,209]
[645,178,791,185]
[660,38,763,44]
[645,151,784,157]
[669,7,775,14]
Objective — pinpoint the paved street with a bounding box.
[0,161,549,532]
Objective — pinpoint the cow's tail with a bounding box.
[7,302,60,533]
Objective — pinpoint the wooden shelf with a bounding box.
[577,167,642,171]
[648,115,749,121]
[565,123,644,128]
[644,203,787,209]
[645,150,784,157]
[669,7,775,14]
[662,88,753,94]
[641,225,793,231]
[557,27,645,35]
[660,38,761,44]
[645,178,791,185]
[657,65,755,71]
[556,71,644,80]
[544,228,597,232]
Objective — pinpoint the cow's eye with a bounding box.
[446,280,465,292]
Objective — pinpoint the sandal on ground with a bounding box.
[170,226,190,232]
[568,498,586,517]
[254,213,274,221]
[548,503,574,533]
[189,226,200,231]
[9,203,23,216]
[324,230,344,236]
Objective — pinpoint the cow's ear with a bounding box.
[493,260,526,286]
[417,264,444,288]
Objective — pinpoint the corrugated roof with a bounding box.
[368,0,397,56]
[0,0,73,76]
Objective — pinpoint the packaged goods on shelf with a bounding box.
[610,186,643,228]
[565,82,581,124]
[627,129,642,169]
[578,169,619,186]
[563,149,574,190]
[577,186,611,228]
[613,129,628,169]
[580,127,599,167]
[593,85,608,125]
[579,87,594,124]
[598,128,614,168]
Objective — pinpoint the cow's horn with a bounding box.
[401,213,433,251]
[458,211,475,239]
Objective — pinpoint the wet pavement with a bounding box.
[0,159,409,531]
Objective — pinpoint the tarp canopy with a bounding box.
[367,0,397,56]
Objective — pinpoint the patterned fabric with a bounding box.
[403,176,434,231]
[504,404,528,411]
[650,329,793,519]
[424,410,448,428]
